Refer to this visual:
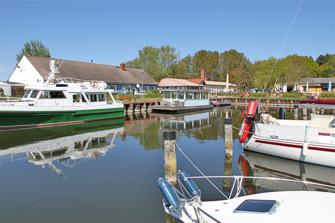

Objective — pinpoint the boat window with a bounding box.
[50,91,66,99]
[194,92,200,99]
[234,199,277,213]
[73,94,81,102]
[30,90,39,98]
[81,95,87,102]
[186,92,193,99]
[90,94,97,102]
[171,92,177,99]
[23,90,31,98]
[330,119,335,128]
[39,91,49,99]
[98,94,105,101]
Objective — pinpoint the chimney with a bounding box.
[200,68,207,81]
[120,63,127,71]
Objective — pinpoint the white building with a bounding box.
[0,81,12,96]
[8,55,157,92]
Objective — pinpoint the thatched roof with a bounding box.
[26,55,157,85]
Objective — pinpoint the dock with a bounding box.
[152,105,213,113]
[123,100,160,114]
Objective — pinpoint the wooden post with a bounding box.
[294,105,299,120]
[224,111,233,191]
[164,131,177,185]
[302,107,308,120]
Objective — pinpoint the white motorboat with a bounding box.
[239,101,335,167]
[158,170,335,223]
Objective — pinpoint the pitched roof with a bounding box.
[300,77,335,85]
[26,55,157,85]
[204,80,237,87]
[159,78,199,87]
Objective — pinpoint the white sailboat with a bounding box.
[239,101,335,167]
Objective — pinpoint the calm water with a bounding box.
[0,108,334,223]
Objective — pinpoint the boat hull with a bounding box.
[243,136,335,167]
[0,107,124,131]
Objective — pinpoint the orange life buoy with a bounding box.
[239,101,258,143]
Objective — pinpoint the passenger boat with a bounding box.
[239,101,335,167]
[0,68,124,131]
[158,170,335,223]
[152,88,213,113]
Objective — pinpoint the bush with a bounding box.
[144,90,162,99]
[319,91,335,98]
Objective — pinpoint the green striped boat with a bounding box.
[0,81,124,131]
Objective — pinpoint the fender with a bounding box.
[239,101,258,143]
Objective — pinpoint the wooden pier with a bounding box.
[123,100,160,114]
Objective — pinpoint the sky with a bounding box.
[0,0,334,80]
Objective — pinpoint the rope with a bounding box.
[176,143,229,199]
[258,0,305,102]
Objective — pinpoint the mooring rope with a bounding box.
[176,143,229,200]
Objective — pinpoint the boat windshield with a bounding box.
[30,90,39,99]
[23,90,31,98]
[330,119,335,128]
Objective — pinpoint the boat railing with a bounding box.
[183,175,335,200]
[0,96,21,103]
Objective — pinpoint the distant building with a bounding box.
[298,77,335,93]
[158,69,237,94]
[8,55,157,94]
[275,77,335,95]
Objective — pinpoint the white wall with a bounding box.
[8,55,44,85]
[0,82,12,96]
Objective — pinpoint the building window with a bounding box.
[194,92,200,99]
[177,92,184,99]
[186,92,193,99]
[172,92,177,99]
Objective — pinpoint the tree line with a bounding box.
[17,40,335,90]
[127,45,335,90]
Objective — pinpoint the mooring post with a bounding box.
[279,107,286,120]
[163,130,177,186]
[303,107,308,120]
[224,111,233,191]
[294,105,299,120]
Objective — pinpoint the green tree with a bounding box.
[252,57,281,90]
[279,55,320,83]
[317,54,335,77]
[16,40,51,63]
[192,50,220,80]
[219,49,253,90]
[169,55,197,78]
[127,45,178,80]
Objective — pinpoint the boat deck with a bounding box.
[152,105,213,113]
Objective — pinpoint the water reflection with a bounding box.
[239,151,335,193]
[0,121,124,175]
[0,109,334,223]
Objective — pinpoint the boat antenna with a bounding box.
[258,0,305,103]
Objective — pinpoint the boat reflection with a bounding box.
[0,126,124,175]
[159,111,210,132]
[239,151,335,193]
